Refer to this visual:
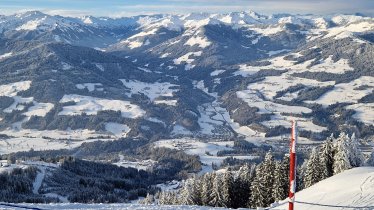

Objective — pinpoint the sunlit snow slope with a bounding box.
[275,167,374,210]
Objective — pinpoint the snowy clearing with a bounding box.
[59,94,145,118]
[310,76,373,106]
[105,122,131,138]
[120,80,178,102]
[346,103,374,125]
[0,81,32,97]
[184,36,211,48]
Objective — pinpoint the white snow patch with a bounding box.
[24,102,54,117]
[0,52,13,60]
[0,81,32,97]
[311,76,373,106]
[184,36,211,48]
[346,103,374,125]
[76,83,103,92]
[237,90,312,114]
[173,51,202,70]
[210,69,225,76]
[105,122,130,138]
[61,62,72,70]
[59,94,145,118]
[275,167,374,210]
[120,80,178,102]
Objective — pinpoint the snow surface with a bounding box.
[120,80,178,102]
[310,76,373,106]
[0,52,13,60]
[105,122,130,138]
[346,103,374,125]
[59,94,145,118]
[24,102,54,117]
[0,81,32,97]
[76,83,103,92]
[275,167,374,210]
[210,70,224,78]
[154,138,256,170]
[0,203,232,210]
[184,36,211,48]
[173,51,202,70]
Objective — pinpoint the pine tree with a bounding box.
[262,151,276,205]
[201,173,214,206]
[233,164,252,208]
[210,172,222,207]
[190,175,202,206]
[304,148,322,188]
[348,133,364,167]
[366,150,374,166]
[179,178,194,205]
[333,134,352,174]
[222,170,234,208]
[272,159,288,201]
[249,164,266,208]
[319,136,334,179]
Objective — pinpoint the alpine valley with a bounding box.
[0,10,373,206]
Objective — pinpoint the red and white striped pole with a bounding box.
[288,120,297,210]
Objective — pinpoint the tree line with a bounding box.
[155,132,368,209]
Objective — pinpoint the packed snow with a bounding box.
[59,94,145,118]
[275,167,374,210]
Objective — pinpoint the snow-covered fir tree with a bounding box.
[304,148,322,188]
[201,173,214,206]
[210,172,223,207]
[221,170,234,207]
[262,151,276,205]
[233,164,252,208]
[319,136,334,179]
[366,150,374,166]
[272,157,289,201]
[333,133,352,174]
[249,164,266,208]
[347,133,364,167]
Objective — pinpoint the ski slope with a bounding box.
[0,203,232,210]
[274,167,374,210]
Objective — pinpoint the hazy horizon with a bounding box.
[0,0,373,18]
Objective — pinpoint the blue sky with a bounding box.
[0,0,373,17]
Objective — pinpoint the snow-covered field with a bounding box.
[59,94,145,118]
[275,167,374,210]
[154,138,257,173]
[120,80,179,105]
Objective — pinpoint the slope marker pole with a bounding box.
[288,120,297,210]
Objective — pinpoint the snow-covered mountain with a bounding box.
[0,10,373,159]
